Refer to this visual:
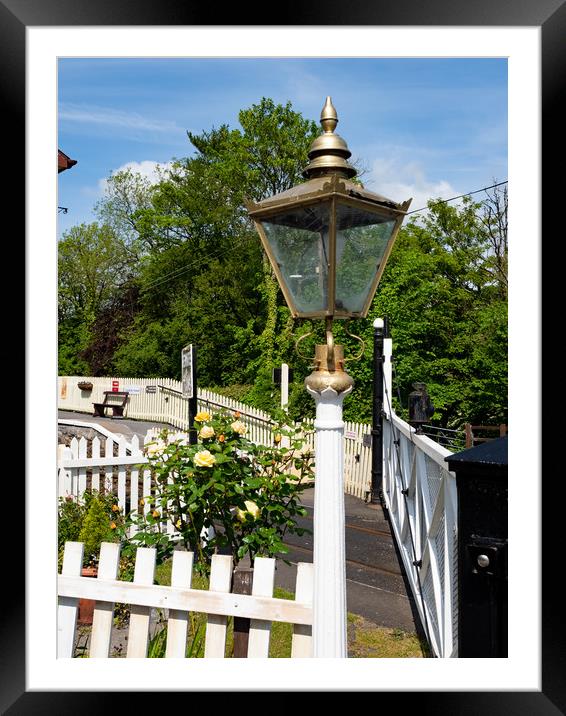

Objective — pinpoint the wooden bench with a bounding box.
[93,391,129,418]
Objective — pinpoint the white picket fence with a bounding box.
[58,541,313,658]
[59,376,276,446]
[343,421,372,500]
[58,376,373,500]
[58,431,156,536]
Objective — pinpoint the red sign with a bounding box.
[112,380,119,392]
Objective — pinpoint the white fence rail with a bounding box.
[59,376,373,499]
[58,376,275,445]
[382,408,457,658]
[58,541,313,658]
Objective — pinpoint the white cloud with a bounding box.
[364,151,458,219]
[85,160,173,199]
[59,103,181,134]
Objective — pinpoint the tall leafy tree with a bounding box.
[58,221,132,375]
[58,222,130,321]
[343,190,508,427]
[109,99,318,387]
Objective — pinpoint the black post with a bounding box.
[446,437,508,657]
[370,318,385,505]
[188,345,198,445]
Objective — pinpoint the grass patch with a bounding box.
[347,615,429,658]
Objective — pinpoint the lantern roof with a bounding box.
[247,173,403,218]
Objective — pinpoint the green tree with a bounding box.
[58,222,132,374]
[110,99,318,390]
[58,222,130,322]
[343,191,508,427]
[94,167,158,257]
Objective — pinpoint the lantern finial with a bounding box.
[303,97,357,180]
[320,96,338,134]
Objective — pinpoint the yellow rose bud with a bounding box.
[274,433,282,444]
[176,519,182,529]
[112,504,120,512]
[110,521,116,530]
[194,411,211,422]
[194,450,216,468]
[234,410,241,418]
[199,425,215,439]
[236,500,260,521]
[244,500,260,519]
[139,498,145,506]
[152,510,160,518]
[218,434,225,443]
[231,420,247,435]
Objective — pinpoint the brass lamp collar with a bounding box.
[303,317,355,395]
[302,97,357,180]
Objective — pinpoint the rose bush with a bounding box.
[118,409,314,574]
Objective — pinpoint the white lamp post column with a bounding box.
[305,343,354,658]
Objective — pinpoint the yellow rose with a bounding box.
[274,433,282,444]
[152,510,160,518]
[176,519,182,529]
[194,411,211,422]
[146,439,167,458]
[231,420,247,435]
[236,500,260,521]
[199,425,215,439]
[194,450,216,468]
[112,504,120,512]
[110,521,117,530]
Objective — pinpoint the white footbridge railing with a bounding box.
[381,337,458,658]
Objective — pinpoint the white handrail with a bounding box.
[382,408,458,658]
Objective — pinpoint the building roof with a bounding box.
[446,436,508,468]
[58,149,77,173]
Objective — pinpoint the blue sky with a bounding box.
[57,57,507,236]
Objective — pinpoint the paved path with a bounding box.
[58,409,171,443]
[59,409,422,635]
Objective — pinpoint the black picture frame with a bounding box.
[9,0,561,711]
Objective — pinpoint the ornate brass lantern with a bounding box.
[246,97,412,323]
[246,98,413,657]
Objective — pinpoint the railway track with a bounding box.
[282,541,404,579]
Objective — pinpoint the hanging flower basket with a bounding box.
[77,381,94,391]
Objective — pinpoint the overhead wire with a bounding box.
[405,180,507,217]
[139,231,256,293]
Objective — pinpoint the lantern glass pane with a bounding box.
[261,203,331,315]
[335,203,396,314]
